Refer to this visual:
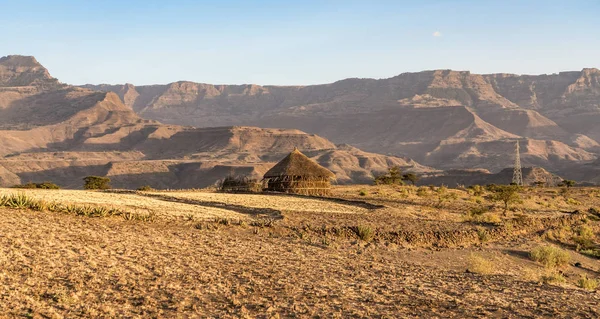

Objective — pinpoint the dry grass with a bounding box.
[468,254,495,275]
[0,185,599,317]
[577,276,599,291]
[530,245,571,268]
[0,188,246,221]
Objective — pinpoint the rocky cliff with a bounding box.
[0,55,430,188]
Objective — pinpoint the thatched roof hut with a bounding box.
[263,148,335,196]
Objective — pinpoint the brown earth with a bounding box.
[1,185,599,317]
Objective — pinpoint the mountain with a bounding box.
[0,55,429,188]
[83,69,600,179]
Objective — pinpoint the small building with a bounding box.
[220,176,263,193]
[263,148,335,196]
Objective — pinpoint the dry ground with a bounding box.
[0,185,599,318]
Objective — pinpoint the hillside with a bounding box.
[0,55,429,188]
[84,69,600,180]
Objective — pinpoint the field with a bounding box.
[1,185,599,318]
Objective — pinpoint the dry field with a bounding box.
[0,185,599,318]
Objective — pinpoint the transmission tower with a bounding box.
[512,141,523,186]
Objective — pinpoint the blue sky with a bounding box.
[1,0,599,85]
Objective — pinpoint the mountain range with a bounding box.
[1,54,600,187]
[0,55,428,189]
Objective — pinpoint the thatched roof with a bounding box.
[264,148,335,179]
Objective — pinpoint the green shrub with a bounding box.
[353,225,375,242]
[574,225,596,249]
[358,189,368,196]
[374,166,404,185]
[11,182,60,189]
[530,245,571,268]
[541,270,567,285]
[577,276,599,291]
[416,187,429,197]
[83,176,111,190]
[468,254,495,274]
[137,185,154,191]
[469,206,489,217]
[580,249,600,258]
[468,185,485,196]
[489,185,522,214]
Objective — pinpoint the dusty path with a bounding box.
[0,208,598,318]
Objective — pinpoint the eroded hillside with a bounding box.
[0,55,429,188]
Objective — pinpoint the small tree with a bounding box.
[83,176,111,190]
[402,173,419,186]
[490,185,522,215]
[533,181,546,188]
[374,166,404,185]
[558,180,576,188]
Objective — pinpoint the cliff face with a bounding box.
[0,55,430,188]
[84,68,600,179]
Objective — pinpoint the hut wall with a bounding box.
[264,176,331,196]
[220,177,263,193]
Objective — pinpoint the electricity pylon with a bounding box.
[512,141,523,186]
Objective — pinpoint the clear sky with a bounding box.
[2,0,599,85]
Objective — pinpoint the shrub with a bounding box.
[577,276,599,291]
[530,245,571,268]
[137,185,154,191]
[468,254,495,274]
[468,185,485,196]
[83,176,111,190]
[358,189,368,196]
[580,249,600,258]
[353,225,375,242]
[469,206,489,217]
[416,187,429,197]
[402,173,419,186]
[489,185,522,214]
[558,180,576,188]
[11,182,60,189]
[374,166,404,185]
[573,225,595,249]
[541,270,567,285]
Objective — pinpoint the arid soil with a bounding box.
[0,185,599,318]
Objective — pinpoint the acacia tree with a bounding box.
[402,173,419,186]
[490,185,522,215]
[374,166,404,185]
[83,176,111,190]
[559,180,576,188]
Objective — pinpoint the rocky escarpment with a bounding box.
[85,68,600,179]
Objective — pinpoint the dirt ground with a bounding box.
[0,185,599,318]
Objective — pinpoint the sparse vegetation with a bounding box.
[489,185,522,214]
[468,254,495,274]
[402,173,419,186]
[541,270,567,285]
[468,185,485,196]
[353,224,375,241]
[1,183,600,317]
[577,276,599,291]
[374,166,404,185]
[559,180,576,188]
[83,176,111,190]
[137,185,154,191]
[11,181,60,189]
[530,245,571,268]
[0,193,128,219]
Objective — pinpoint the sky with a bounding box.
[1,0,599,85]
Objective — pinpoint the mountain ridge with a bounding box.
[0,55,431,188]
